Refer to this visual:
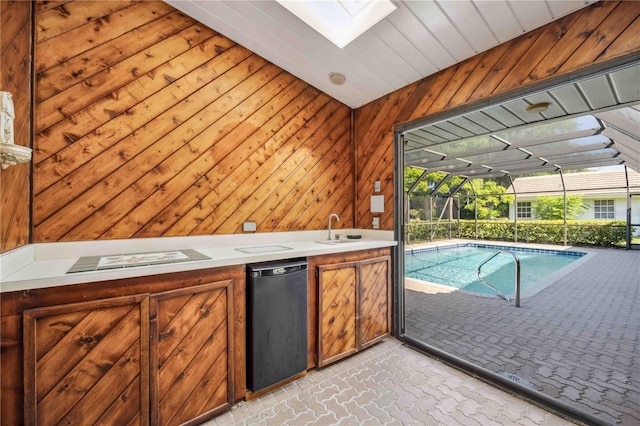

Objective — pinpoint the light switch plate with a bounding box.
[374,180,381,192]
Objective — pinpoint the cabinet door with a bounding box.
[317,262,358,367]
[150,280,234,426]
[359,256,391,348]
[23,294,150,426]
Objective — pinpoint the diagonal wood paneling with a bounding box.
[359,256,390,347]
[317,262,358,367]
[18,0,640,243]
[23,294,149,425]
[151,281,233,426]
[32,0,353,242]
[2,264,245,425]
[0,0,31,252]
[355,0,640,231]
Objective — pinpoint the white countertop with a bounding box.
[0,230,396,293]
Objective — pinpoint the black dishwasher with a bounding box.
[247,259,308,392]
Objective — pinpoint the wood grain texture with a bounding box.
[359,256,391,348]
[23,294,150,426]
[1,265,245,425]
[317,262,358,367]
[150,281,233,425]
[0,0,31,252]
[354,0,640,230]
[307,248,391,368]
[31,0,353,242]
[1,314,23,424]
[5,0,640,248]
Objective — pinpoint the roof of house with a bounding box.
[506,168,640,197]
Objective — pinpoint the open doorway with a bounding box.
[393,61,640,425]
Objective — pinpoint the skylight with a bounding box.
[277,0,397,48]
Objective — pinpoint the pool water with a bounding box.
[405,244,584,296]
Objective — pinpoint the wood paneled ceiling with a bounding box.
[164,0,596,108]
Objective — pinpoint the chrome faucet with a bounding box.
[328,213,340,240]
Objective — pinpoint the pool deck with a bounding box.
[405,239,640,425]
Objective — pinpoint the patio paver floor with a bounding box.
[405,243,640,425]
[206,338,575,425]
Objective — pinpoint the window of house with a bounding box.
[594,199,614,219]
[517,202,532,218]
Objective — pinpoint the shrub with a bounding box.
[408,220,630,247]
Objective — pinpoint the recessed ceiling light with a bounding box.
[277,0,397,49]
[329,72,346,85]
[525,102,551,114]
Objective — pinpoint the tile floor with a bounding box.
[405,242,640,425]
[205,339,576,425]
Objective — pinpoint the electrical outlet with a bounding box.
[243,221,257,232]
[374,180,381,192]
[372,217,380,229]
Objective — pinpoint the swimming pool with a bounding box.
[405,243,586,297]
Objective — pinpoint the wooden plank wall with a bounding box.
[0,0,32,252]
[32,0,353,243]
[7,0,640,245]
[355,0,640,231]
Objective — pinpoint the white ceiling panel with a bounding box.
[609,65,640,104]
[548,0,596,18]
[578,75,619,110]
[370,20,438,77]
[508,1,554,32]
[386,3,455,71]
[165,0,595,108]
[437,0,499,52]
[448,116,491,135]
[483,106,525,128]
[473,0,522,42]
[464,111,506,132]
[549,85,591,115]
[405,0,476,61]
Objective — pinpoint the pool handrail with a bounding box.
[477,250,521,307]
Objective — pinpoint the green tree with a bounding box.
[405,167,469,221]
[533,195,588,219]
[460,180,508,219]
[404,167,432,194]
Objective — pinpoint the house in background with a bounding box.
[506,168,640,221]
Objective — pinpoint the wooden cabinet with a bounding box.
[316,254,391,367]
[359,256,392,349]
[317,261,359,366]
[21,281,235,426]
[150,281,234,426]
[23,294,150,425]
[2,266,245,426]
